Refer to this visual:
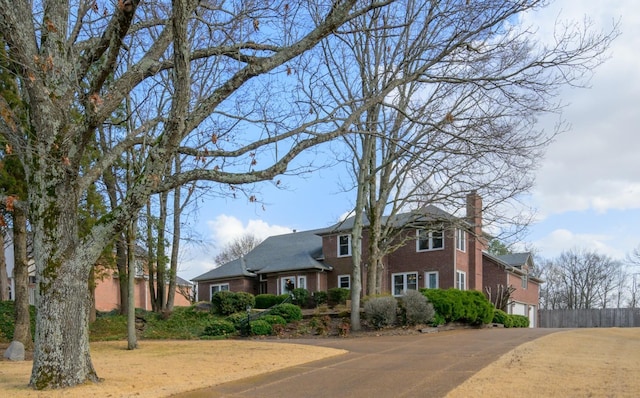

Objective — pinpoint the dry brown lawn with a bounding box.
[0,328,639,397]
[0,340,346,397]
[447,328,640,398]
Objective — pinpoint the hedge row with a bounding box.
[211,291,256,315]
[492,309,530,328]
[420,288,494,325]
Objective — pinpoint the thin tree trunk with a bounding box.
[12,206,31,349]
[166,174,181,311]
[0,230,8,301]
[127,216,138,350]
[146,200,157,312]
[349,132,374,331]
[155,191,168,312]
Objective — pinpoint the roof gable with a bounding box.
[192,229,331,281]
[316,205,462,235]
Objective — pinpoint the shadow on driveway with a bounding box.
[178,328,559,398]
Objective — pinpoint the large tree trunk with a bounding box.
[29,177,98,388]
[12,206,31,349]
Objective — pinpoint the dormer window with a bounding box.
[338,234,351,257]
[416,229,444,251]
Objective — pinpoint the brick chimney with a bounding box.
[466,191,484,291]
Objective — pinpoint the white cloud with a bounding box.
[522,1,640,218]
[207,214,293,250]
[532,228,624,259]
[179,215,293,280]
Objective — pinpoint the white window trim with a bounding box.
[416,229,444,252]
[210,283,229,297]
[521,273,528,289]
[337,234,352,257]
[392,272,418,297]
[424,271,439,289]
[456,270,466,290]
[297,276,307,289]
[338,274,351,289]
[455,228,466,252]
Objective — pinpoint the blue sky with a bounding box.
[180,1,640,280]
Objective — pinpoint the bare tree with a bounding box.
[214,233,262,266]
[0,0,392,388]
[539,248,623,309]
[316,0,617,299]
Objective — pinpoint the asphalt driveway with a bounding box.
[178,328,559,398]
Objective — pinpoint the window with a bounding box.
[416,229,444,251]
[338,234,351,257]
[521,273,528,289]
[456,270,466,290]
[210,283,229,297]
[338,274,351,289]
[392,272,418,296]
[455,228,466,252]
[425,271,439,289]
[281,276,296,294]
[298,276,307,289]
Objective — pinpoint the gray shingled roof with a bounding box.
[191,229,331,282]
[496,252,532,268]
[316,205,460,235]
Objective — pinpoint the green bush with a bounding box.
[461,290,494,325]
[202,319,236,337]
[492,309,509,325]
[140,306,216,339]
[226,312,250,329]
[211,291,237,315]
[364,296,397,329]
[312,291,328,306]
[250,319,273,336]
[510,314,530,328]
[211,291,255,315]
[0,301,36,342]
[255,294,279,309]
[400,290,435,326]
[278,294,292,303]
[431,312,446,326]
[421,289,493,325]
[260,314,287,326]
[503,313,514,328]
[291,288,310,308]
[235,292,256,312]
[328,287,350,306]
[268,303,302,322]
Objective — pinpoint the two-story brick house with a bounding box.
[192,192,541,326]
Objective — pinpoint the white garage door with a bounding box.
[511,302,526,316]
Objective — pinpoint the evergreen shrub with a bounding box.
[250,319,272,336]
[291,288,310,308]
[268,303,302,322]
[328,288,350,306]
[202,319,236,337]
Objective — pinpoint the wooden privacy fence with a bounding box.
[538,308,640,328]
